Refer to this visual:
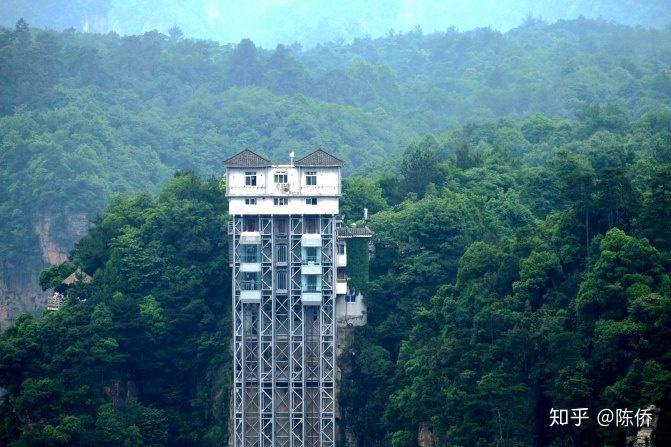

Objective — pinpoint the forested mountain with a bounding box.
[0,173,232,445]
[1,18,671,326]
[1,14,671,446]
[340,110,671,446]
[2,109,671,446]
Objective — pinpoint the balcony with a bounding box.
[240,262,261,272]
[240,290,261,303]
[301,273,321,296]
[301,272,322,305]
[239,244,261,271]
[226,185,265,197]
[301,254,321,274]
[299,184,340,196]
[301,292,322,306]
[240,275,261,303]
[336,253,347,267]
[240,231,261,244]
[301,233,322,247]
[335,279,348,295]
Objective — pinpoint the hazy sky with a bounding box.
[3,0,670,47]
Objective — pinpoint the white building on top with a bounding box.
[225,148,342,215]
[225,147,355,447]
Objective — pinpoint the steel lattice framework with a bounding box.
[231,214,337,447]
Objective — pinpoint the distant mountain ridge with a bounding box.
[1,0,670,48]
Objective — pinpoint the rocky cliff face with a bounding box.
[33,214,71,266]
[0,260,45,327]
[0,212,89,328]
[418,423,436,447]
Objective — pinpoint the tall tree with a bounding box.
[228,38,262,87]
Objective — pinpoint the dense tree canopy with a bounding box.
[1,17,671,276]
[339,111,671,446]
[3,109,668,445]
[1,15,671,447]
[0,173,231,446]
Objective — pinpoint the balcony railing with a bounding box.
[240,254,260,263]
[241,281,260,291]
[335,280,348,295]
[302,255,320,265]
[301,233,322,247]
[227,185,340,196]
[240,232,261,244]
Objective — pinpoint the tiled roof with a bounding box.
[295,148,344,167]
[224,149,272,168]
[351,227,374,237]
[336,228,351,238]
[62,268,92,285]
[337,226,374,238]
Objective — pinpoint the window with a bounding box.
[276,269,287,291]
[305,171,317,186]
[275,218,288,234]
[303,247,319,264]
[274,197,288,206]
[245,172,257,186]
[305,218,318,233]
[241,272,259,290]
[306,197,318,205]
[304,275,319,292]
[240,244,259,263]
[244,218,257,231]
[274,172,288,184]
[345,295,356,303]
[276,245,287,264]
[245,198,256,205]
[337,242,346,255]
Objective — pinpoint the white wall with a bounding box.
[229,196,339,215]
[335,293,367,326]
[227,166,340,197]
[226,165,341,215]
[227,168,268,196]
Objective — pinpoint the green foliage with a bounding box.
[2,16,671,447]
[339,116,671,446]
[38,261,74,291]
[341,176,387,221]
[346,237,370,293]
[2,16,671,317]
[0,173,230,446]
[401,136,440,197]
[3,110,671,445]
[391,430,416,447]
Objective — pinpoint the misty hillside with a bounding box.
[1,7,671,446]
[2,0,671,47]
[1,18,671,327]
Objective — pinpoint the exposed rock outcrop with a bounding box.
[418,423,436,447]
[627,405,659,447]
[0,212,89,328]
[33,214,70,265]
[0,259,46,327]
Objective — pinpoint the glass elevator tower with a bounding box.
[226,148,344,447]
